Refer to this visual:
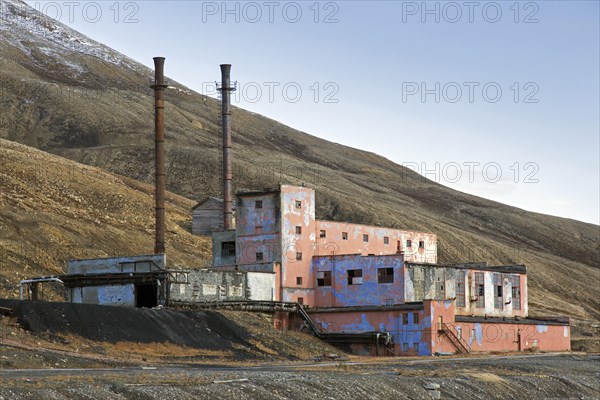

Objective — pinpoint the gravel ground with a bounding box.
[1,354,598,400]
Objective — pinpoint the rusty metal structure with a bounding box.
[152,57,168,254]
[218,64,235,230]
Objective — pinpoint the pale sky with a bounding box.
[24,1,600,224]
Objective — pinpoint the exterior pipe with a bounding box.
[218,64,234,230]
[152,57,168,254]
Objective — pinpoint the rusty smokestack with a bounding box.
[152,57,167,254]
[218,64,234,230]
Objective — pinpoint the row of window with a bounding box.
[294,228,426,249]
[464,272,521,310]
[316,268,395,287]
[402,343,420,352]
[254,251,304,262]
[255,200,303,209]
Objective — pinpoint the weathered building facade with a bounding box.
[64,254,169,308]
[210,184,571,356]
[192,197,234,235]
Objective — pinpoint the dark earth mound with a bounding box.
[0,299,250,350]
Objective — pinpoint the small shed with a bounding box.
[192,197,235,235]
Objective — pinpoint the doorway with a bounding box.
[135,283,158,308]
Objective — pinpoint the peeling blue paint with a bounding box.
[312,254,404,307]
[474,323,483,346]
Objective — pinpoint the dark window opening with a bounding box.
[406,240,412,248]
[475,272,485,308]
[136,283,158,308]
[413,313,419,324]
[296,277,303,285]
[255,200,263,209]
[256,252,264,261]
[221,241,236,257]
[456,272,466,307]
[347,269,363,285]
[378,267,394,284]
[295,200,302,209]
[363,234,369,242]
[494,274,503,309]
[384,236,389,245]
[255,226,263,234]
[397,240,401,251]
[419,241,425,249]
[320,230,326,238]
[402,313,409,324]
[413,343,419,352]
[297,297,304,305]
[342,232,348,240]
[512,275,521,310]
[296,252,302,261]
[295,226,302,234]
[317,271,332,287]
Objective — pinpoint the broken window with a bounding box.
[419,240,425,249]
[255,200,263,209]
[256,252,264,261]
[295,226,302,234]
[320,230,326,238]
[455,271,466,307]
[413,313,419,324]
[296,277,303,285]
[378,268,394,284]
[296,252,302,261]
[435,276,444,299]
[475,272,485,308]
[384,236,389,245]
[221,241,236,257]
[494,274,503,310]
[295,200,302,209]
[512,275,521,310]
[317,271,332,287]
[342,232,348,240]
[402,313,409,324]
[406,239,412,248]
[347,269,363,285]
[363,234,369,242]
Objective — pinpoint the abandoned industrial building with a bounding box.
[19,58,571,357]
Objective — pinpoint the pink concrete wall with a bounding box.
[315,221,437,264]
[280,185,317,304]
[425,300,570,354]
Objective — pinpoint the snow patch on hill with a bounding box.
[0,0,148,75]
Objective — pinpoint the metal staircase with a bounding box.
[439,323,470,354]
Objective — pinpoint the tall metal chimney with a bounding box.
[152,57,167,254]
[218,64,235,230]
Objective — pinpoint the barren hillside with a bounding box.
[0,138,211,298]
[0,0,598,322]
